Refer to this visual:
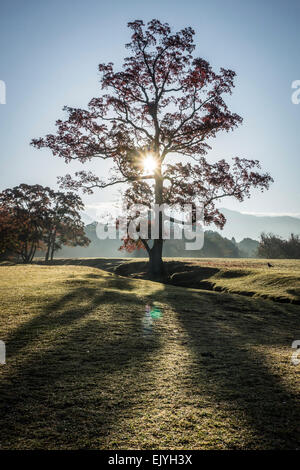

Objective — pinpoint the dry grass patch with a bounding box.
[0,264,299,449]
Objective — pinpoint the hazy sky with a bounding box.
[0,0,299,218]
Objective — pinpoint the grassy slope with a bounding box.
[168,258,300,304]
[36,257,300,304]
[0,264,299,449]
[85,257,298,304]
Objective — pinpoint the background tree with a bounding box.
[51,222,90,260]
[32,19,273,278]
[0,184,52,262]
[257,233,300,259]
[0,184,90,263]
[0,205,20,260]
[43,191,90,261]
[237,237,259,258]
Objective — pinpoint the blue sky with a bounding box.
[0,0,299,218]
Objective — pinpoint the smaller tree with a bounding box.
[0,184,89,263]
[43,191,89,261]
[0,206,20,259]
[0,184,52,262]
[257,233,300,259]
[285,233,300,259]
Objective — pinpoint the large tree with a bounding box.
[32,19,273,278]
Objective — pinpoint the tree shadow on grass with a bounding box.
[287,288,300,302]
[6,287,100,359]
[34,258,127,273]
[164,287,300,449]
[6,273,146,360]
[0,281,162,449]
[2,267,299,449]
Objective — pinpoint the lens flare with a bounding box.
[150,306,162,319]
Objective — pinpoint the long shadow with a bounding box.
[287,288,300,302]
[0,281,162,449]
[34,258,220,281]
[164,287,300,449]
[5,275,152,360]
[6,286,100,358]
[3,261,299,448]
[34,258,127,273]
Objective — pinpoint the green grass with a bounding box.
[167,258,300,304]
[37,257,300,304]
[0,263,299,449]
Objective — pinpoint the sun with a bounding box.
[143,153,157,175]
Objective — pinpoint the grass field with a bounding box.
[40,257,300,304]
[166,258,300,304]
[0,262,299,449]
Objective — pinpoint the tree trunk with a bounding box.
[22,242,36,263]
[50,229,56,261]
[45,236,51,262]
[149,239,164,280]
[29,244,36,263]
[148,168,165,280]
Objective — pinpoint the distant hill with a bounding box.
[53,210,300,260]
[217,209,300,241]
[237,238,259,258]
[161,231,240,258]
[54,223,131,259]
[55,224,240,259]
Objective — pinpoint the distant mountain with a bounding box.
[55,223,131,259]
[53,209,300,259]
[55,224,240,259]
[217,209,300,241]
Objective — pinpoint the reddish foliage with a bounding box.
[0,185,89,262]
[32,19,273,257]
